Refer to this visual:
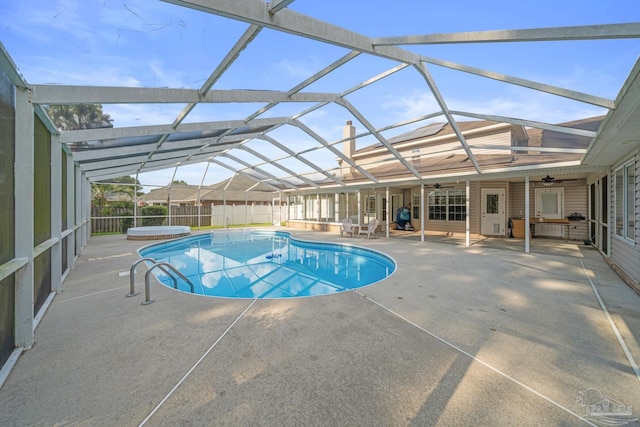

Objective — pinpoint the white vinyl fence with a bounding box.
[211,204,282,227]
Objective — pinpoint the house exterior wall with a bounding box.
[509,180,588,241]
[609,151,640,284]
[416,182,480,235]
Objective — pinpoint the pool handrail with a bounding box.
[143,262,195,305]
[128,258,177,297]
[128,258,195,304]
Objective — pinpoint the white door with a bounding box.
[481,188,505,236]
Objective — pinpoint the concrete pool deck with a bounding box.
[1,228,639,426]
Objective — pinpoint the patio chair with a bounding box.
[358,218,379,239]
[340,217,355,237]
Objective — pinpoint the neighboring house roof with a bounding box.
[202,174,277,203]
[139,184,200,203]
[207,174,277,193]
[139,176,276,204]
[104,191,132,202]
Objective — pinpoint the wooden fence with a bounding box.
[91,204,281,233]
[91,206,213,233]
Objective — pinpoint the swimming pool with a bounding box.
[138,230,396,299]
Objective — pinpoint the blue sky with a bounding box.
[1,0,639,188]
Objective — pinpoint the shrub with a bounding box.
[120,217,133,233]
[141,205,167,226]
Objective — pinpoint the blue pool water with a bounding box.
[138,230,396,299]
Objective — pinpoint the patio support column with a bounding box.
[83,176,91,246]
[75,166,81,250]
[168,167,178,226]
[51,133,62,293]
[133,173,139,228]
[385,186,390,239]
[357,191,361,226]
[65,152,75,268]
[198,162,210,229]
[14,85,35,349]
[466,180,470,247]
[525,176,531,253]
[223,191,226,228]
[420,183,425,242]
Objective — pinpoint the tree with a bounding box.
[46,104,114,131]
[91,176,142,207]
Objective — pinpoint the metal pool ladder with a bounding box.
[128,258,195,305]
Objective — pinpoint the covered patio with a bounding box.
[1,229,638,425]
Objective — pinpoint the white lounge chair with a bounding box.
[340,217,355,237]
[358,218,379,239]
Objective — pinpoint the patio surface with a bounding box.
[1,228,639,426]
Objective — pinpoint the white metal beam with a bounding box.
[78,143,237,171]
[245,50,361,122]
[0,42,28,88]
[268,0,296,14]
[208,159,282,191]
[70,135,246,162]
[161,0,421,64]
[373,23,640,45]
[338,98,422,179]
[219,153,298,190]
[31,85,338,105]
[341,63,410,97]
[85,150,239,180]
[240,146,320,189]
[173,24,263,127]
[292,119,380,183]
[451,111,598,138]
[59,116,289,143]
[413,62,482,173]
[259,135,345,185]
[420,57,614,109]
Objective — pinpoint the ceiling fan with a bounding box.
[432,183,454,190]
[537,175,580,186]
[540,175,556,185]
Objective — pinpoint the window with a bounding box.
[319,193,333,222]
[428,190,466,221]
[615,161,635,241]
[448,191,466,221]
[337,192,358,221]
[535,188,563,219]
[304,194,318,221]
[365,196,376,214]
[382,198,387,221]
[412,194,420,219]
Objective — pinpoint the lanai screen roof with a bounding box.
[2,1,640,191]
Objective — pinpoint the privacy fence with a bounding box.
[91,204,281,234]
